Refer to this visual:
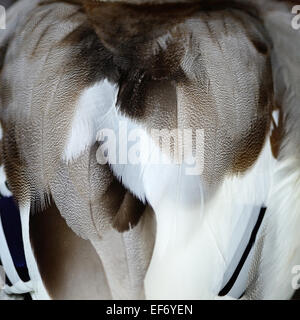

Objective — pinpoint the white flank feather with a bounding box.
[63,79,118,163]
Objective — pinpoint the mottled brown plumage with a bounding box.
[0,0,299,300]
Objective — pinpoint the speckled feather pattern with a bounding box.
[0,0,299,299]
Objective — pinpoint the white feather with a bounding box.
[243,3,300,300]
[19,202,50,300]
[0,165,12,198]
[63,79,118,163]
[144,133,276,299]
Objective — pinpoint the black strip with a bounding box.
[0,196,30,282]
[23,293,32,300]
[218,207,266,296]
[5,274,12,286]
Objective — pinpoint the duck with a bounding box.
[0,0,299,299]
